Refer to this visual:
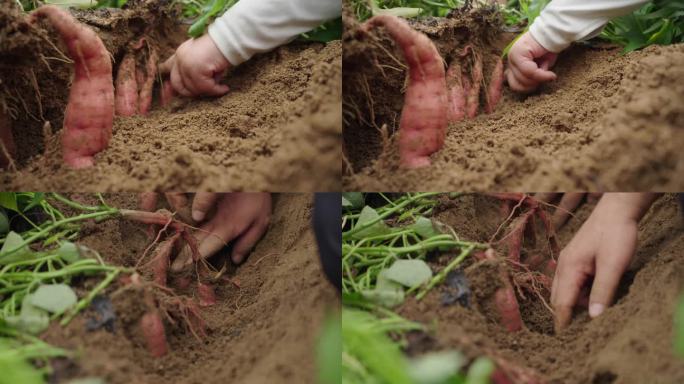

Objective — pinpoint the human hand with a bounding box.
[138,193,272,270]
[158,34,231,97]
[506,31,558,93]
[535,193,603,230]
[551,193,658,332]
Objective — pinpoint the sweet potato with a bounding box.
[152,233,181,286]
[138,46,158,115]
[485,56,504,114]
[197,282,216,307]
[466,52,483,119]
[160,79,175,107]
[446,61,466,124]
[477,249,523,332]
[140,310,168,357]
[30,6,114,169]
[362,15,447,168]
[115,52,138,116]
[0,110,15,168]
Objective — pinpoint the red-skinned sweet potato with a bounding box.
[140,310,168,357]
[485,56,504,114]
[446,61,466,124]
[115,52,138,116]
[361,15,447,168]
[138,46,158,115]
[30,5,114,169]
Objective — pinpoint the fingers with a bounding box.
[164,193,193,224]
[170,64,192,97]
[192,193,219,222]
[158,54,175,75]
[551,261,586,332]
[231,219,270,264]
[588,232,636,318]
[512,53,557,83]
[138,192,158,211]
[552,193,585,230]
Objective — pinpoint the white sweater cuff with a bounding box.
[208,0,340,66]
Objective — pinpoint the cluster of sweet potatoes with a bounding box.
[359,15,505,168]
[479,193,559,333]
[10,5,173,169]
[120,209,219,358]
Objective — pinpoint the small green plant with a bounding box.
[342,193,486,307]
[350,0,465,22]
[601,0,684,53]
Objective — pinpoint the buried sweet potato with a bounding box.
[361,15,448,168]
[29,5,114,169]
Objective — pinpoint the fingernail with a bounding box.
[232,253,244,264]
[589,303,605,318]
[192,210,205,222]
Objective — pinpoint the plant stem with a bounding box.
[60,269,122,326]
[415,244,475,300]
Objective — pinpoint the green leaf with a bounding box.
[4,295,49,335]
[411,216,439,238]
[465,357,495,384]
[361,271,404,308]
[0,208,8,235]
[31,284,78,314]
[57,241,81,264]
[0,231,34,265]
[317,311,341,384]
[409,350,466,384]
[22,193,45,212]
[675,294,684,358]
[342,308,413,384]
[0,193,18,212]
[65,378,106,384]
[351,206,391,240]
[342,192,364,210]
[44,0,98,8]
[300,17,342,43]
[384,259,433,288]
[0,353,44,384]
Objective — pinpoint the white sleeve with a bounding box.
[529,0,649,53]
[207,0,341,66]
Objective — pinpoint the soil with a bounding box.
[397,193,684,384]
[342,4,684,191]
[0,1,341,191]
[38,193,338,384]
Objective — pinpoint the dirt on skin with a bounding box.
[398,194,684,384]
[39,193,338,384]
[342,4,684,191]
[0,1,342,191]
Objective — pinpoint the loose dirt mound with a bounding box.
[342,8,684,191]
[40,193,338,384]
[0,2,341,191]
[399,194,684,383]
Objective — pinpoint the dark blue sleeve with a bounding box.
[313,193,341,292]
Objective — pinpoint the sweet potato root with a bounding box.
[152,233,181,286]
[140,310,168,357]
[446,61,466,124]
[362,15,447,168]
[197,282,216,307]
[160,79,175,107]
[0,110,15,168]
[485,56,504,114]
[30,5,114,169]
[115,53,139,116]
[477,249,523,332]
[466,52,483,119]
[138,46,158,115]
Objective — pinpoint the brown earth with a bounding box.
[0,1,341,191]
[397,193,684,383]
[342,6,684,191]
[39,193,338,384]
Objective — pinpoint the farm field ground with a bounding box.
[4,193,337,384]
[342,7,684,191]
[0,3,341,191]
[342,193,684,383]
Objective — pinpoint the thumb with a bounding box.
[159,54,175,75]
[205,82,230,97]
[192,193,219,222]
